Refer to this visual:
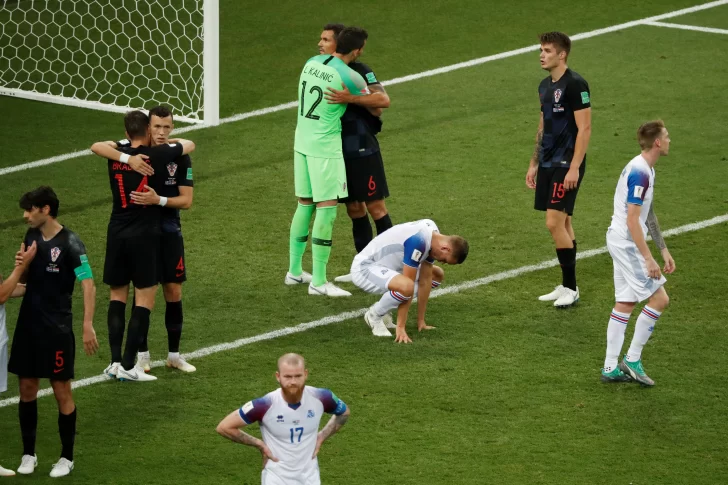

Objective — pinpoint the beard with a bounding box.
[281,384,304,402]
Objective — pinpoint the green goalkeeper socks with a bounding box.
[288,202,315,276]
[311,205,338,286]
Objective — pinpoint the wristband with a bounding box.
[119,153,130,164]
[158,196,168,207]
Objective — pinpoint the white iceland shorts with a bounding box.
[606,229,666,303]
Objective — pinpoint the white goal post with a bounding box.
[0,0,219,125]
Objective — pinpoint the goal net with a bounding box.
[0,0,219,124]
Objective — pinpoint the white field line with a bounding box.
[1,0,727,177]
[644,20,728,34]
[1,213,726,409]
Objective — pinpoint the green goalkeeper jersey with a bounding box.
[294,55,369,158]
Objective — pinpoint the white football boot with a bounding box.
[308,282,351,297]
[103,362,120,379]
[137,351,151,372]
[0,464,16,476]
[117,365,158,382]
[284,271,312,285]
[538,285,566,301]
[554,287,580,308]
[334,273,353,283]
[364,307,393,337]
[49,458,74,478]
[17,454,37,475]
[166,356,196,373]
[381,312,396,330]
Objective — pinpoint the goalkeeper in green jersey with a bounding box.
[286,27,386,297]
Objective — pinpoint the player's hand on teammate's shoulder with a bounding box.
[417,320,436,332]
[15,241,37,268]
[661,248,676,274]
[129,154,153,176]
[394,327,412,344]
[130,185,159,206]
[325,83,353,104]
[82,324,99,356]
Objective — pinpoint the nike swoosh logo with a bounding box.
[289,276,303,283]
[550,199,561,204]
[176,272,185,277]
[310,286,325,294]
[122,371,138,380]
[368,191,376,196]
[53,368,64,374]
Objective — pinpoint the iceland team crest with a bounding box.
[307,410,315,418]
[553,89,562,103]
[51,247,61,262]
[167,162,178,177]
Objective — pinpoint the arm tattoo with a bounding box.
[226,429,263,448]
[369,83,386,95]
[532,128,543,162]
[646,205,666,250]
[318,413,349,442]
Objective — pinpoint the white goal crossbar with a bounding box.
[0,0,219,125]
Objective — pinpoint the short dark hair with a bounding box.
[19,186,60,217]
[124,110,149,139]
[323,23,345,36]
[148,105,173,122]
[539,31,571,57]
[451,236,469,264]
[637,120,666,150]
[335,26,368,55]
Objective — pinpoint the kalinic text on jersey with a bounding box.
[294,55,368,158]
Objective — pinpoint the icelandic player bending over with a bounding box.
[349,219,468,343]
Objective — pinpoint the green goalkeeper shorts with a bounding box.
[294,150,348,202]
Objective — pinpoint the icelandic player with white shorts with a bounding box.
[349,219,469,343]
[601,120,675,386]
[216,354,350,485]
[0,241,38,476]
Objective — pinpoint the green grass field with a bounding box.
[1,1,727,483]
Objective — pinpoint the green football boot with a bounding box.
[601,367,632,383]
[619,357,655,386]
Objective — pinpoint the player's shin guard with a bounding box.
[122,307,151,370]
[107,300,126,364]
[352,215,373,253]
[19,399,38,456]
[556,247,577,291]
[311,206,337,287]
[626,306,661,362]
[374,213,393,235]
[58,407,76,461]
[289,203,315,276]
[165,301,183,353]
[373,290,411,316]
[604,309,630,372]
